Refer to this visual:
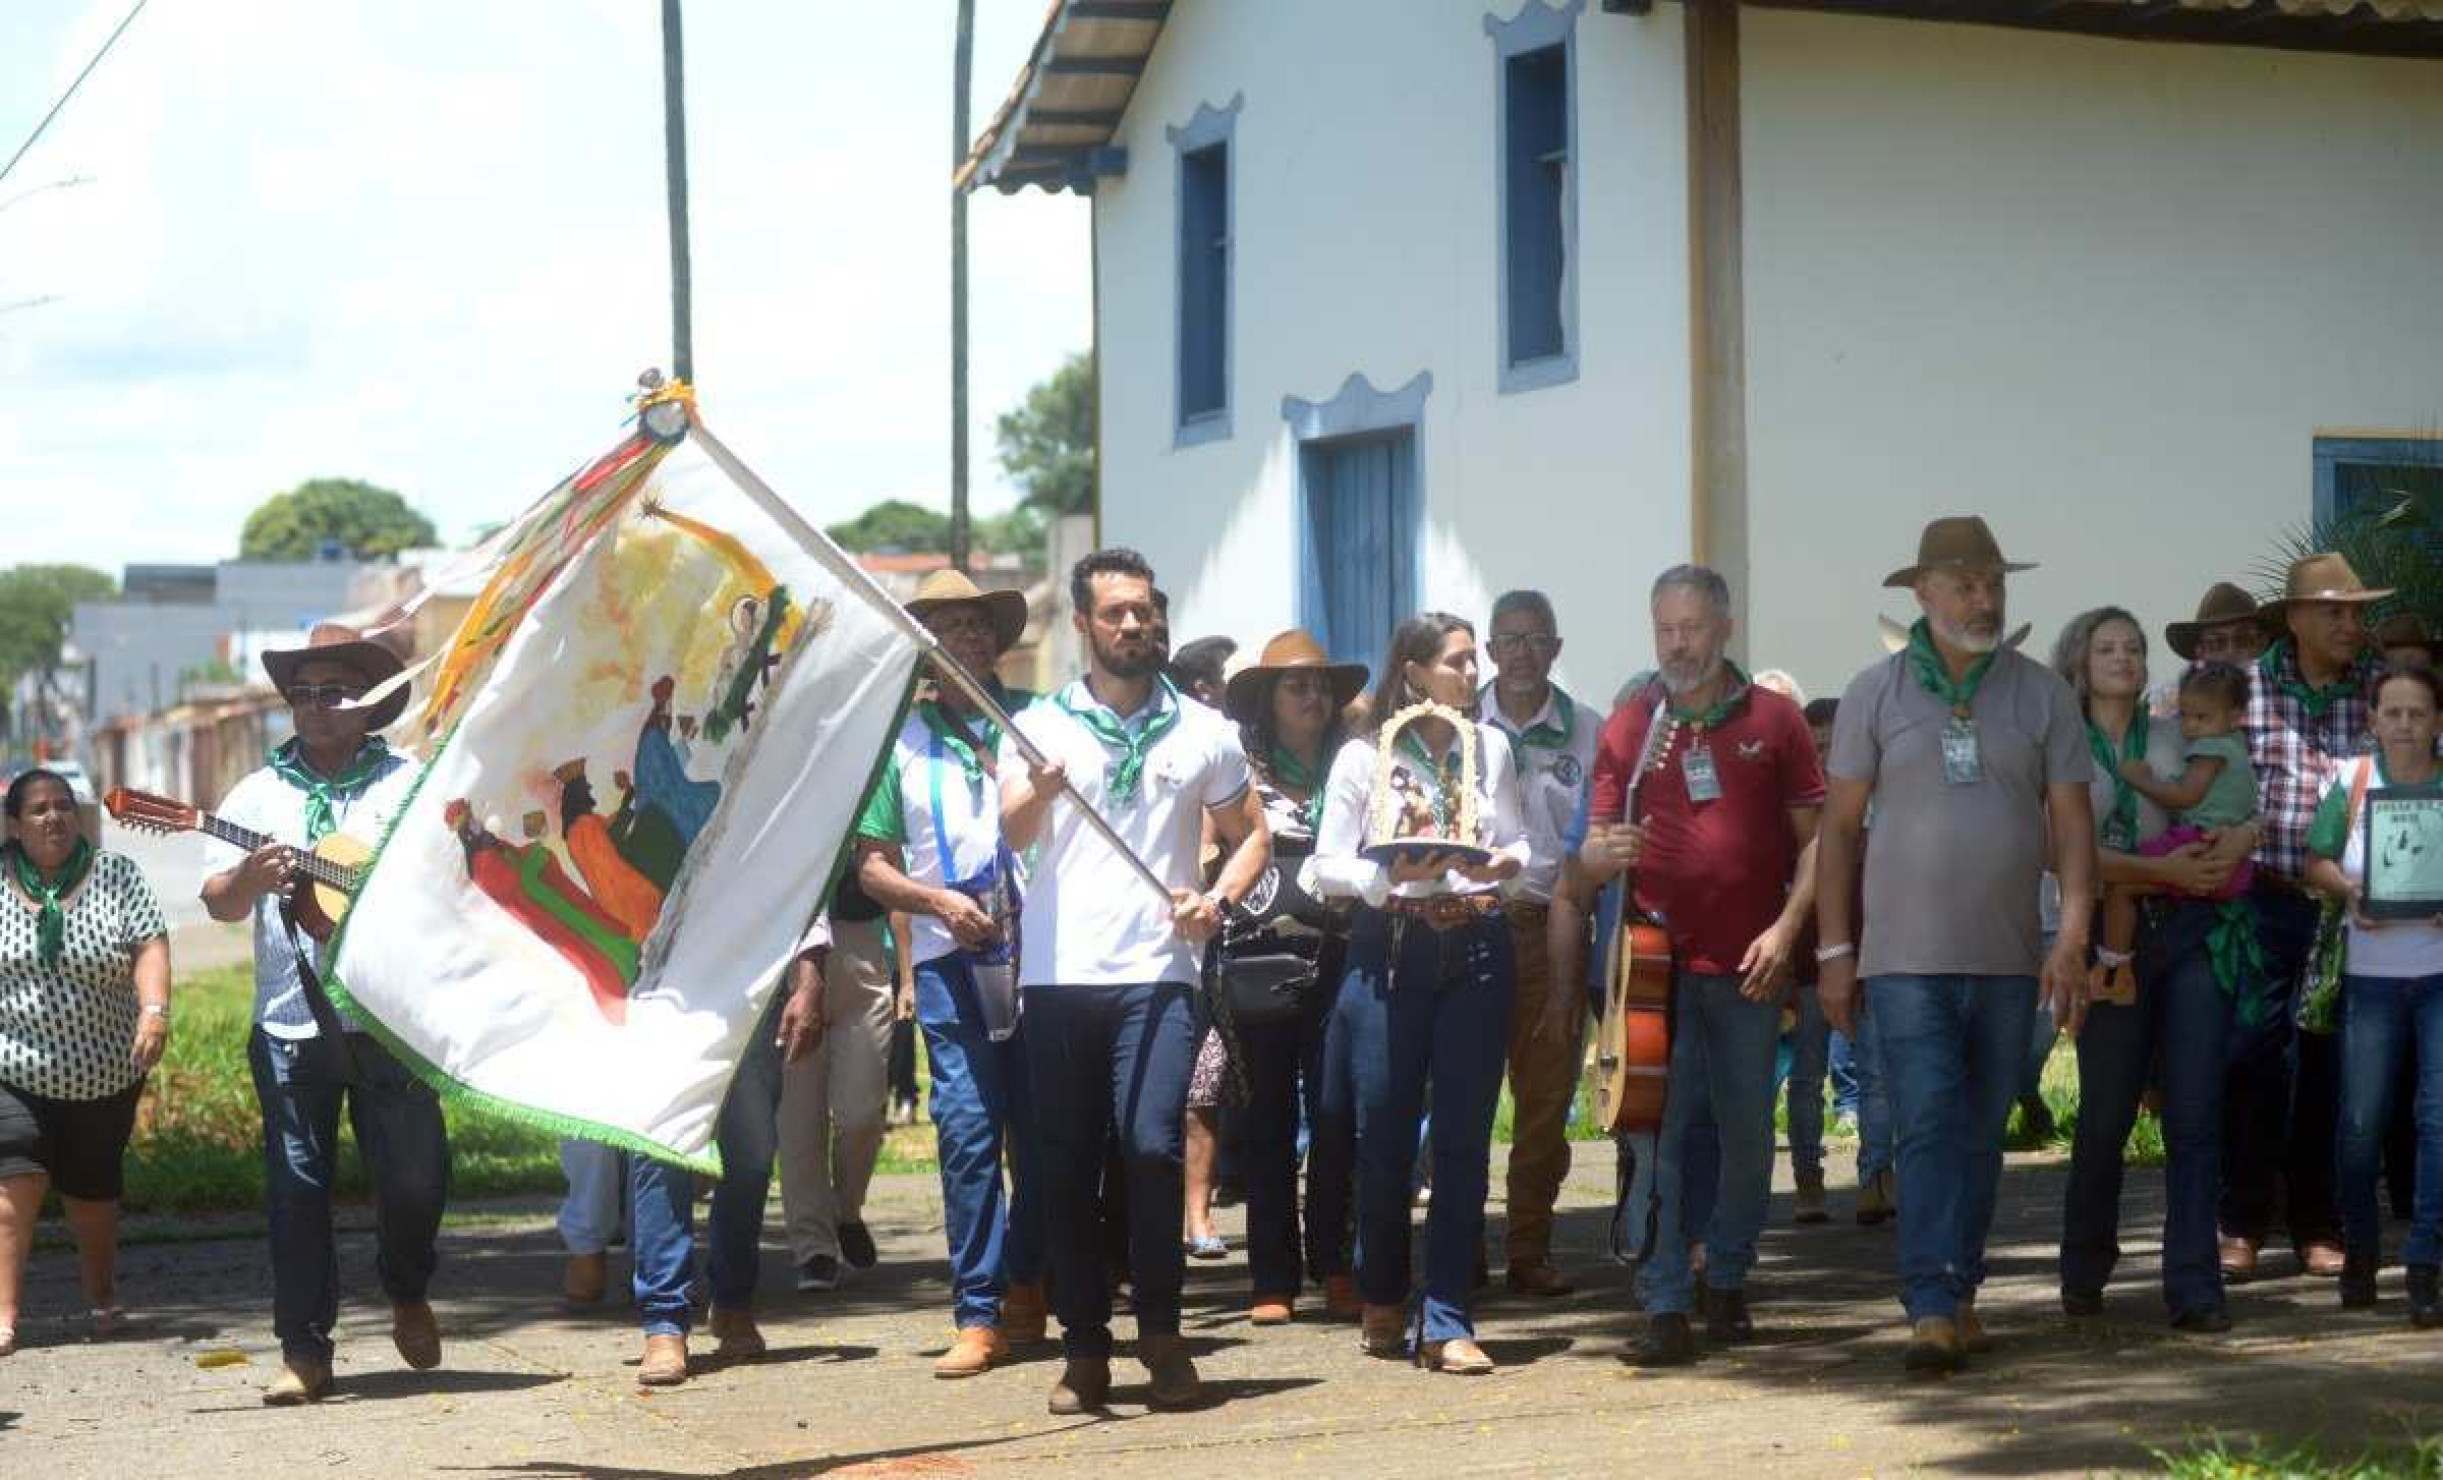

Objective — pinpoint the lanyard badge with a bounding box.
[1681,739,1723,803]
[1942,716,1983,787]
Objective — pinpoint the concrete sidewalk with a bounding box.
[7,1148,2439,1477]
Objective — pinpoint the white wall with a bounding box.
[1093,0,1692,701]
[1741,12,2443,700]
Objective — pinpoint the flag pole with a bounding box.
[686,419,1181,911]
[660,0,695,384]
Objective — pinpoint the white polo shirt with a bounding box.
[1002,678,1250,988]
[1476,684,1599,904]
[854,698,1027,968]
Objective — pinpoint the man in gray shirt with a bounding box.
[1815,516,2096,1376]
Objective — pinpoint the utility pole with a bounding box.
[661,0,695,384]
[948,0,976,570]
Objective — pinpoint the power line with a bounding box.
[0,0,151,189]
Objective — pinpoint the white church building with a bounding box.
[961,0,2443,699]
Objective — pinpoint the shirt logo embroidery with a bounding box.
[1553,754,1582,788]
[1737,740,1766,762]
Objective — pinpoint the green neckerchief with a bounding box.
[8,838,93,970]
[1666,661,1752,732]
[1266,745,1327,833]
[1395,726,1464,835]
[2085,715,2149,853]
[917,699,1003,790]
[2257,639,2363,722]
[2207,896,2274,1028]
[267,737,392,844]
[1056,677,1182,806]
[1904,620,1996,717]
[1485,684,1578,752]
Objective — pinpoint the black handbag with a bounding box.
[1217,947,1317,1025]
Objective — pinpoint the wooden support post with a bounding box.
[1684,0,1748,643]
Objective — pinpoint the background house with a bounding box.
[962,0,2443,700]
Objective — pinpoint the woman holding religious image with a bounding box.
[2052,608,2258,1333]
[1304,612,1527,1375]
[0,768,173,1356]
[2304,663,2443,1326]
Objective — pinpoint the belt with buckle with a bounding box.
[1384,894,1503,931]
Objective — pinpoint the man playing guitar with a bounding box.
[1580,566,1824,1365]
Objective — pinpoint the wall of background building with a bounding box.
[1740,10,2443,699]
[1094,0,1693,701]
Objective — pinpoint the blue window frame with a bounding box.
[1285,372,1434,664]
[1169,96,1242,446]
[1488,0,1582,394]
[2315,435,2443,527]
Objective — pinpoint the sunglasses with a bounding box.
[288,683,366,710]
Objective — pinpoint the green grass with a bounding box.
[122,964,576,1213]
[120,972,2148,1215]
[2156,1431,2443,1479]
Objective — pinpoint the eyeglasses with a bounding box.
[288,683,365,710]
[1487,632,1557,657]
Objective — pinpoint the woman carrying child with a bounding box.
[2051,608,2260,1332]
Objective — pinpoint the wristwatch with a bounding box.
[141,1003,170,1021]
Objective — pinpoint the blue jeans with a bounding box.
[629,1008,785,1336]
[1317,909,1513,1344]
[1237,983,1333,1298]
[1787,984,1830,1179]
[1852,1003,1895,1180]
[2224,884,2339,1247]
[916,954,1045,1330]
[1022,980,1198,1359]
[248,1029,449,1364]
[1869,973,2037,1320]
[2061,902,2232,1316]
[558,1139,627,1254]
[1637,973,1783,1314]
[2340,973,2443,1268]
[1830,1029,1861,1119]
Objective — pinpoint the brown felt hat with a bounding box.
[2166,582,2277,661]
[904,568,1027,652]
[1881,516,2037,590]
[261,622,410,731]
[1223,628,1369,725]
[2274,552,2394,608]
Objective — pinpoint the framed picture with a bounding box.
[2361,785,2443,919]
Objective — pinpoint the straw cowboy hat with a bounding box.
[2374,610,2439,659]
[1876,614,2032,656]
[1881,516,2037,590]
[2166,582,2278,661]
[2271,552,2393,609]
[262,622,411,730]
[1223,628,1369,726]
[903,568,1027,652]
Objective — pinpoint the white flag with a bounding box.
[329,415,927,1168]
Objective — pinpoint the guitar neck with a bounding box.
[194,814,362,895]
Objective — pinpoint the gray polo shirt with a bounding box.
[1828,647,2093,980]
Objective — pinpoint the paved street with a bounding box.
[9,1145,2441,1477]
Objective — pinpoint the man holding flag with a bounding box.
[1001,548,1272,1415]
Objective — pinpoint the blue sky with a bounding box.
[0,1,1091,568]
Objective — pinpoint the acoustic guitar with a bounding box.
[1593,700,1681,1267]
[104,787,371,940]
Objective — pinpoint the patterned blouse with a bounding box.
[0,851,168,1100]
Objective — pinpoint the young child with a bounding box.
[2092,662,2259,1002]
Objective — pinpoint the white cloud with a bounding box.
[0,0,1091,565]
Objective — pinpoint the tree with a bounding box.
[826,500,952,555]
[240,478,436,562]
[995,350,1096,517]
[0,564,116,688]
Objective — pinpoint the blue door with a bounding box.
[1301,428,1418,666]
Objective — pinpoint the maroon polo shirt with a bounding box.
[1588,683,1825,976]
